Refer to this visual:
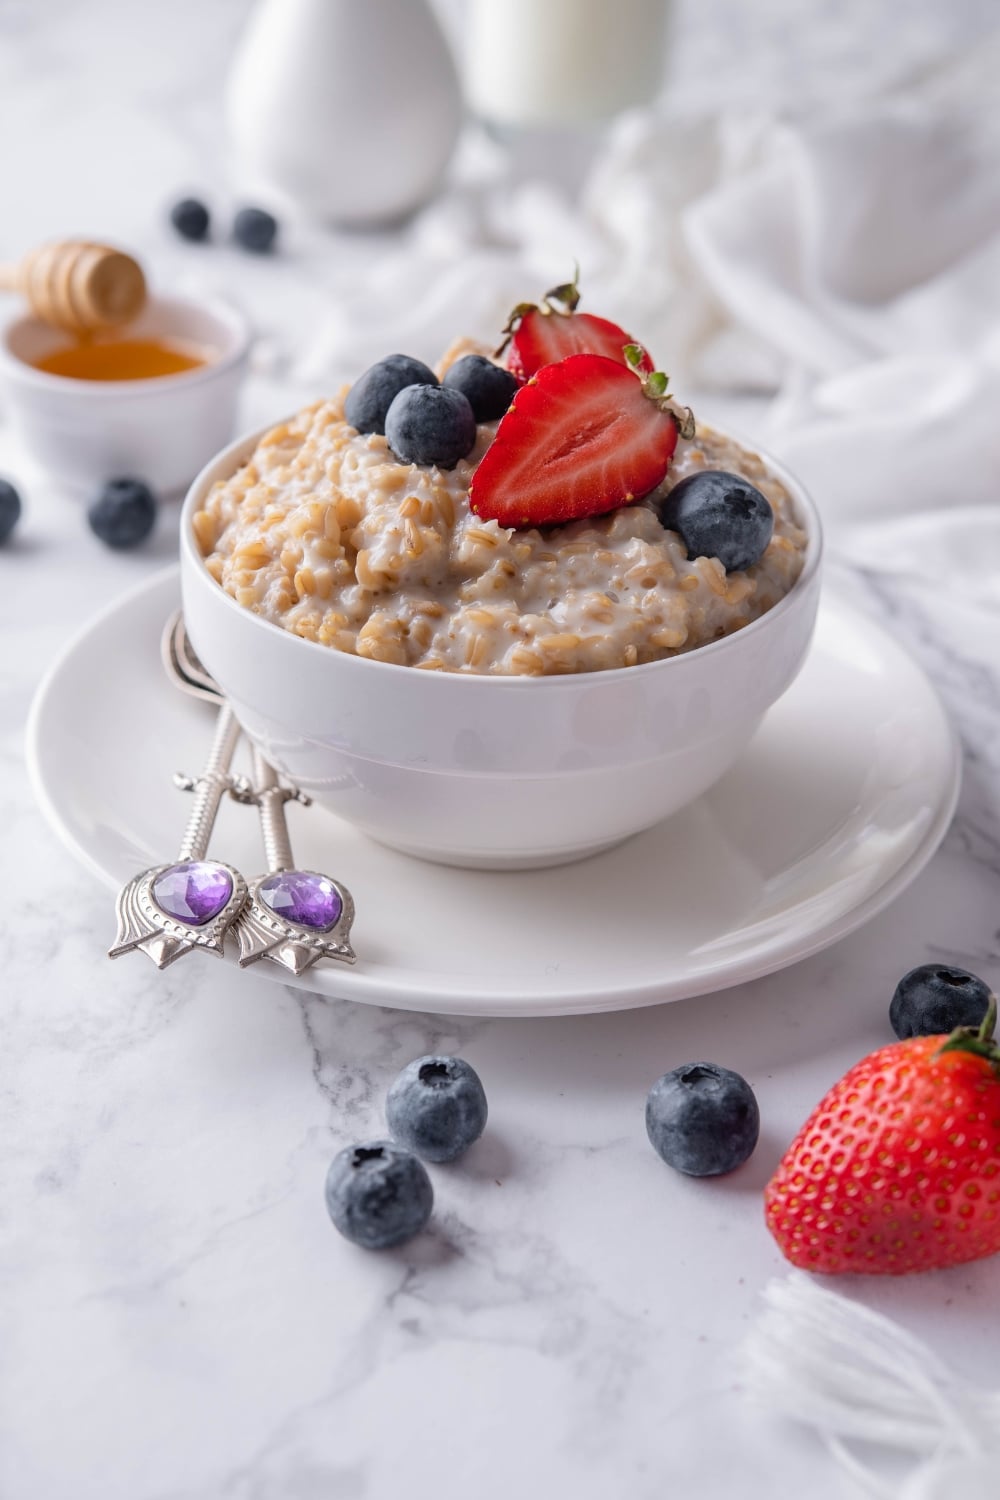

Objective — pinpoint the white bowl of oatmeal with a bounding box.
[180,382,821,870]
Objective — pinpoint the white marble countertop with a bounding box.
[3,3,1000,1497]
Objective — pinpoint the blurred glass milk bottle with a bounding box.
[465,0,670,127]
[226,0,462,226]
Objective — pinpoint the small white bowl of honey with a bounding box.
[0,293,250,497]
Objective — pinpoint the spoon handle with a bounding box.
[108,702,247,969]
[232,749,357,975]
[251,746,295,872]
[177,705,242,861]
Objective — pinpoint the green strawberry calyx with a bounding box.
[624,344,697,440]
[936,992,1000,1070]
[537,265,583,317]
[495,265,583,357]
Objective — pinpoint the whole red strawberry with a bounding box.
[765,996,1000,1275]
[469,349,694,530]
[498,273,654,381]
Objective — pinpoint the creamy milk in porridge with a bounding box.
[195,349,807,676]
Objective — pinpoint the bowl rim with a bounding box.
[0,292,251,398]
[180,415,823,689]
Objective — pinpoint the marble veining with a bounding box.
[3,2,1000,1498]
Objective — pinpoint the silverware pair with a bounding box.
[108,611,356,975]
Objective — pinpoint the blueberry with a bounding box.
[169,197,211,242]
[889,964,993,1039]
[385,385,477,469]
[87,478,157,550]
[386,1055,488,1163]
[655,470,774,573]
[232,206,278,254]
[325,1140,433,1249]
[442,355,518,423]
[646,1062,759,1177]
[344,354,439,436]
[0,478,22,545]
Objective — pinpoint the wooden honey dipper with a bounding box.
[0,240,147,335]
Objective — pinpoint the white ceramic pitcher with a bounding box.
[226,0,463,227]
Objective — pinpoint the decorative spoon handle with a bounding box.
[253,749,295,871]
[233,746,356,975]
[176,704,242,860]
[108,703,248,969]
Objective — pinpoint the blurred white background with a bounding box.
[1,0,997,241]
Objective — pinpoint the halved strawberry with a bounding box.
[499,275,654,382]
[469,352,692,530]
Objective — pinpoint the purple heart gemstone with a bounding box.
[259,871,342,930]
[152,861,234,926]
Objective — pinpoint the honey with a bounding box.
[32,336,207,381]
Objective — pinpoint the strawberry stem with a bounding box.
[495,267,583,357]
[494,301,540,358]
[624,344,697,440]
[936,992,1000,1069]
[542,263,581,316]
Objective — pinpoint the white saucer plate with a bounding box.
[28,569,960,1017]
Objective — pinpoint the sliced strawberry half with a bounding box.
[469,352,692,530]
[506,308,655,382]
[499,274,654,381]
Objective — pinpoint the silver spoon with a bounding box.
[165,613,356,976]
[108,616,248,969]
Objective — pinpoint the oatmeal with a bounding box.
[196,364,807,676]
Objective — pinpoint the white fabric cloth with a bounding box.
[298,30,1000,603]
[743,1274,1000,1498]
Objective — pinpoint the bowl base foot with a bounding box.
[367,830,637,871]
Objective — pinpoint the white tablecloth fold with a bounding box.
[299,31,1000,599]
[744,1275,1000,1499]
